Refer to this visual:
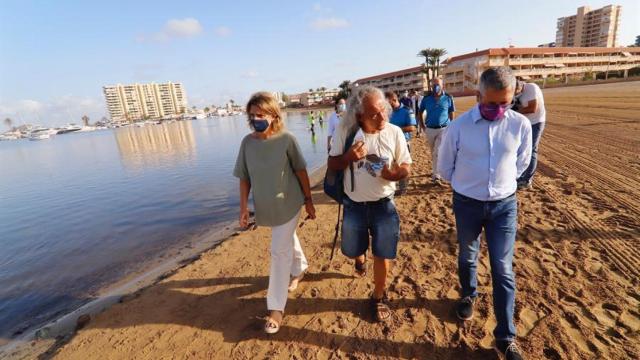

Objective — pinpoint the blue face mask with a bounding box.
[433,85,441,94]
[252,119,270,132]
[337,103,346,112]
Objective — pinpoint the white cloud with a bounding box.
[214,26,232,37]
[18,99,44,112]
[164,18,203,38]
[136,18,203,43]
[242,70,259,78]
[0,96,106,127]
[312,3,334,14]
[310,17,349,30]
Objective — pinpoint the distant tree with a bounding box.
[204,107,210,113]
[308,88,314,93]
[192,105,197,111]
[417,48,435,84]
[430,48,448,77]
[635,35,640,46]
[282,94,290,103]
[101,116,109,123]
[338,80,351,98]
[4,117,12,129]
[81,115,90,127]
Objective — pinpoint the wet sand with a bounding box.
[4,81,639,360]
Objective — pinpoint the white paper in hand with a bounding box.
[354,128,365,143]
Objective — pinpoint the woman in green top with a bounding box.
[233,92,316,334]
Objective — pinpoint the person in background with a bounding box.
[437,67,531,360]
[399,90,413,110]
[410,90,423,136]
[327,98,346,152]
[513,78,546,189]
[418,78,455,185]
[308,111,316,134]
[233,92,316,335]
[385,91,416,194]
[328,86,412,322]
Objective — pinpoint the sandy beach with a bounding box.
[4,81,639,360]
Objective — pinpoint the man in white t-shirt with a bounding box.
[327,98,346,152]
[514,79,546,189]
[328,85,412,322]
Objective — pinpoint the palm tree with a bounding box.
[4,117,12,129]
[430,48,448,78]
[417,48,435,84]
[81,115,90,127]
[338,80,351,98]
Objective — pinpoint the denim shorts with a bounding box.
[341,195,400,259]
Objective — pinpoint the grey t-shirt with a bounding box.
[233,130,307,227]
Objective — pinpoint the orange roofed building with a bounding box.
[442,47,640,96]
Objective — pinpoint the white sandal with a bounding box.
[264,311,283,334]
[288,272,305,292]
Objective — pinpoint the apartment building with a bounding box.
[442,47,640,96]
[103,82,187,122]
[556,5,622,47]
[352,66,431,94]
[285,88,340,107]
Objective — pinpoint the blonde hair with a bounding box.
[245,92,284,133]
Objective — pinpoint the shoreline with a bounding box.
[0,163,328,358]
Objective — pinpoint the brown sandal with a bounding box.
[371,294,391,322]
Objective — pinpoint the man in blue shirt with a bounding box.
[437,67,531,360]
[418,78,455,185]
[385,91,416,193]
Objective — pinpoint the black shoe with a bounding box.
[455,296,475,320]
[495,340,524,360]
[517,181,531,190]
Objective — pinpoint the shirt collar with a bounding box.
[472,104,483,123]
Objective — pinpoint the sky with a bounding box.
[0,0,638,127]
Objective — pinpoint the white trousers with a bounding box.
[425,127,446,179]
[267,210,308,312]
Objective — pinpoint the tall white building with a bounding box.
[556,5,622,47]
[103,82,187,122]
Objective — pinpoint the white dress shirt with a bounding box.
[327,112,340,138]
[437,104,532,201]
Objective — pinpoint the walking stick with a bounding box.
[329,203,342,261]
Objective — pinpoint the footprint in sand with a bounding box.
[516,307,546,337]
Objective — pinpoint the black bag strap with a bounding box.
[344,130,357,193]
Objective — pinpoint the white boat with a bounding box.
[0,133,19,141]
[28,128,53,141]
[56,123,82,134]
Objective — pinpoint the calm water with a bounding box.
[0,113,329,340]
